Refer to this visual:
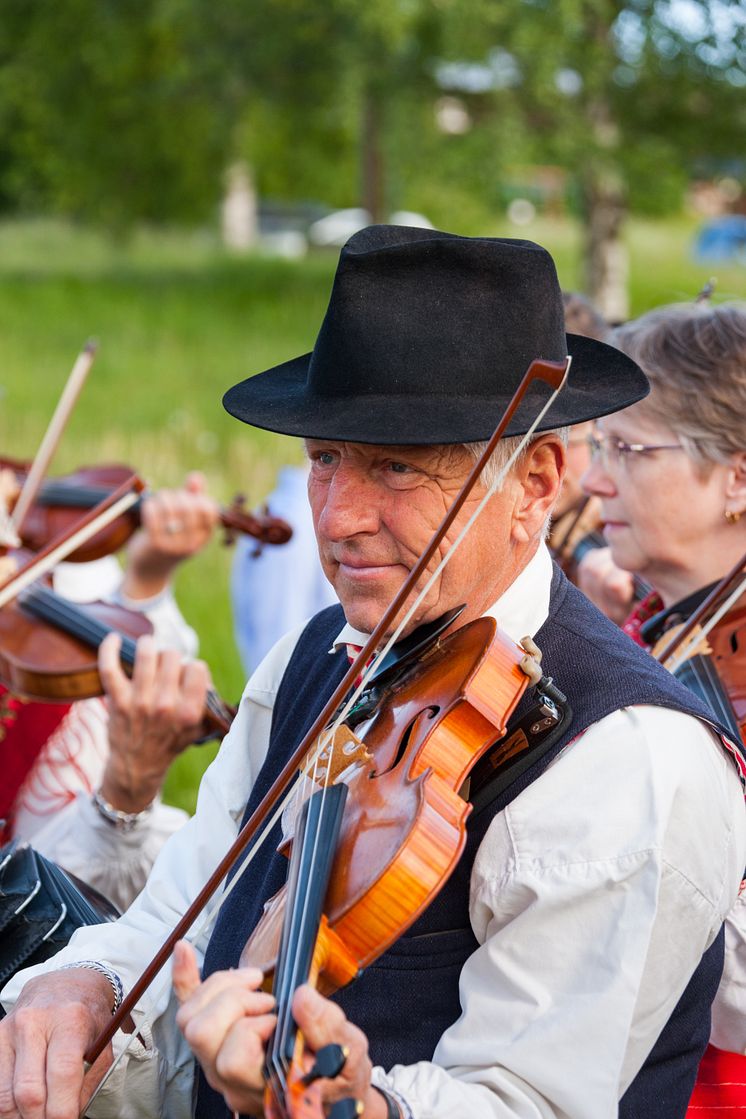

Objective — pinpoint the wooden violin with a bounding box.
[0,550,235,740]
[0,457,293,562]
[249,616,543,1117]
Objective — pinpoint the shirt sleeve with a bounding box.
[379,706,746,1119]
[710,887,746,1054]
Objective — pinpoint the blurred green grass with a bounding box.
[0,214,743,811]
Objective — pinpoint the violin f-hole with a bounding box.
[372,707,439,778]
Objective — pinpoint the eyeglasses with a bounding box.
[587,432,684,468]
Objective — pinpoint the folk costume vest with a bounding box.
[198,567,737,1119]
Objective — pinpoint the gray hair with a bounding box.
[611,303,746,470]
[464,428,569,491]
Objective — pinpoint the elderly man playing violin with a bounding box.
[0,471,217,912]
[1,227,745,1119]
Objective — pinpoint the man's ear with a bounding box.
[725,451,746,519]
[512,435,566,544]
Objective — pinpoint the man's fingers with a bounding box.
[172,940,203,1004]
[98,632,130,712]
[292,986,350,1050]
[213,1014,277,1087]
[179,659,210,727]
[45,1020,91,1119]
[152,648,182,720]
[180,989,275,1072]
[176,968,271,1027]
[12,1008,50,1119]
[130,634,158,714]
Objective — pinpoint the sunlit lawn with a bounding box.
[0,213,742,810]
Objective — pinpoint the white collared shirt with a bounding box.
[4,545,745,1119]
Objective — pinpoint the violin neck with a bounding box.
[38,481,144,516]
[19,584,139,664]
[266,784,347,1089]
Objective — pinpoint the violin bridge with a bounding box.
[304,724,372,786]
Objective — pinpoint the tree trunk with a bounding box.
[361,84,386,223]
[581,93,629,324]
[582,167,629,324]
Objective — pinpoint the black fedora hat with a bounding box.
[223,225,647,443]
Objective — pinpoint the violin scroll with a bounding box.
[221,494,293,553]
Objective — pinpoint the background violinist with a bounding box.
[1,470,217,911]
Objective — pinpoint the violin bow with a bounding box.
[85,354,570,1071]
[0,473,145,610]
[654,549,746,676]
[10,340,98,535]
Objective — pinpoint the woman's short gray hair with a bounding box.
[611,302,746,469]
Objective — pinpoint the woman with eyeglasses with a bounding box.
[579,300,746,1118]
[579,302,746,639]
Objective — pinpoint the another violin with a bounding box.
[0,553,235,740]
[1,457,293,562]
[651,552,746,747]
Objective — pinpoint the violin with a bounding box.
[248,616,544,1117]
[83,357,570,1115]
[0,550,235,740]
[651,552,746,748]
[0,457,293,562]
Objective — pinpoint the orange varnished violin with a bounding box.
[251,616,543,1118]
[83,357,571,1117]
[0,457,293,562]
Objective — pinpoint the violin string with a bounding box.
[19,585,139,664]
[273,738,336,1081]
[680,650,738,735]
[271,732,334,1079]
[86,365,569,1109]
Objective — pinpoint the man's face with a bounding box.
[306,440,544,636]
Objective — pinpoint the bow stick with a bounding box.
[0,473,145,609]
[84,354,570,1069]
[10,340,98,535]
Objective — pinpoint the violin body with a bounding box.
[241,617,532,990]
[0,580,152,701]
[6,461,142,562]
[1,456,293,560]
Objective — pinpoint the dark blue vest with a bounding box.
[197,567,734,1119]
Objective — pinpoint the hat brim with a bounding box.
[223,333,648,444]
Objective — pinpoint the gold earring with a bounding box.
[725,509,742,525]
